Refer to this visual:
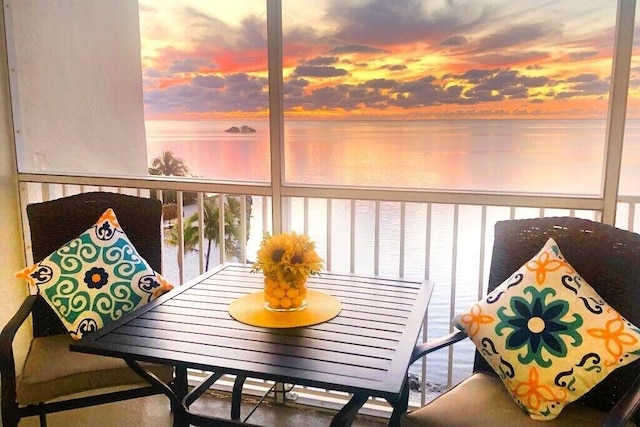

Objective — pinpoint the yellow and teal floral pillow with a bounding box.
[453,237,640,421]
[16,208,173,340]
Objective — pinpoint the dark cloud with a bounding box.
[168,6,268,56]
[440,35,467,46]
[556,91,581,100]
[287,77,310,88]
[169,58,211,73]
[328,44,388,54]
[570,80,609,95]
[447,69,497,84]
[193,75,225,88]
[328,0,493,47]
[477,24,559,51]
[461,51,551,68]
[143,72,268,114]
[305,56,340,66]
[363,78,399,89]
[474,70,549,91]
[442,69,551,104]
[566,73,599,83]
[385,64,408,71]
[395,76,438,93]
[552,74,609,99]
[385,76,464,108]
[145,61,602,116]
[462,87,504,103]
[227,73,251,84]
[568,51,598,61]
[297,84,390,111]
[293,66,349,78]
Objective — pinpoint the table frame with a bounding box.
[71,264,433,426]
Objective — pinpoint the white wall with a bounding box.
[7,0,148,175]
[0,0,30,373]
[1,0,151,371]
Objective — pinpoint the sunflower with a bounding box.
[286,233,324,277]
[254,232,294,276]
[252,232,324,283]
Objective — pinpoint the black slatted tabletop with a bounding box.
[71,263,432,417]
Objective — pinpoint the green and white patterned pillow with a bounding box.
[453,237,640,421]
[16,208,173,340]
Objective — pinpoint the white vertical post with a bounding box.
[267,0,284,234]
[218,193,225,265]
[197,192,205,273]
[177,190,185,284]
[602,0,636,224]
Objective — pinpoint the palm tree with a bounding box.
[167,195,246,271]
[148,150,189,177]
[164,211,200,275]
[148,151,190,204]
[200,196,243,269]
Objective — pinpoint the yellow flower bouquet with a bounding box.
[252,231,324,311]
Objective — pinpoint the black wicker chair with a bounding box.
[402,217,640,427]
[1,192,174,427]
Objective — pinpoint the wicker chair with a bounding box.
[402,217,640,427]
[1,192,174,427]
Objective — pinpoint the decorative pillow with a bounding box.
[453,237,640,421]
[16,208,173,340]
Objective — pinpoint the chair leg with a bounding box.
[39,412,47,427]
[1,401,20,427]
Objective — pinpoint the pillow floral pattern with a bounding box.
[16,208,173,339]
[453,237,640,421]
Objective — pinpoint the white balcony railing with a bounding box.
[16,172,640,416]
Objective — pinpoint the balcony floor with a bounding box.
[18,391,388,427]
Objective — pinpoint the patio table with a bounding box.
[70,263,433,426]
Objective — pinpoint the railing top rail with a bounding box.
[18,172,606,211]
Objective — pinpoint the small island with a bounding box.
[224,125,256,133]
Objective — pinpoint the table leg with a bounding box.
[172,365,189,427]
[123,358,180,406]
[184,372,224,408]
[123,359,188,426]
[231,374,246,420]
[387,376,410,427]
[329,392,369,427]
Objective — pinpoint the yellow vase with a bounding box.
[264,276,308,312]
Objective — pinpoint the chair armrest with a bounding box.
[603,372,640,427]
[410,330,468,365]
[1,295,38,409]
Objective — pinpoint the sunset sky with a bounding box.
[137,0,640,120]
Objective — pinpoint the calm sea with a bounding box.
[146,119,640,195]
[145,119,640,394]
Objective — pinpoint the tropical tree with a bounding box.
[148,150,189,177]
[199,196,244,269]
[148,150,190,203]
[165,211,199,275]
[166,195,247,271]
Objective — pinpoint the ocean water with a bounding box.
[146,118,640,196]
[145,119,640,396]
